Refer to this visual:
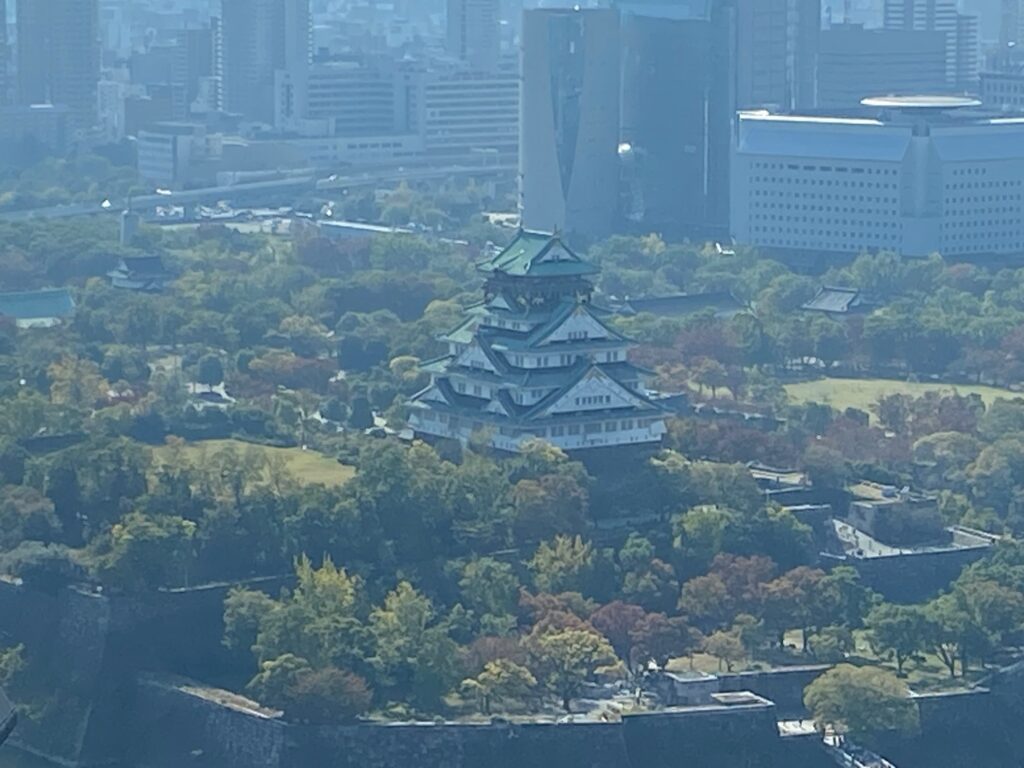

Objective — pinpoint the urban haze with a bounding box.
[3,1,1024,767]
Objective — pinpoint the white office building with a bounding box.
[731,96,1024,258]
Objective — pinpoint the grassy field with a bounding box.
[785,377,1019,418]
[151,438,356,486]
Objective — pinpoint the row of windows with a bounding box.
[754,237,897,249]
[576,395,612,406]
[752,226,899,241]
[753,217,901,229]
[754,191,899,205]
[945,195,1022,204]
[945,181,1022,190]
[945,232,1024,242]
[752,177,897,190]
[414,413,653,434]
[942,219,1022,228]
[752,162,898,176]
[945,208,1021,218]
[753,206,898,218]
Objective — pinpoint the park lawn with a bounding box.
[151,438,356,487]
[785,377,1019,419]
[848,631,986,693]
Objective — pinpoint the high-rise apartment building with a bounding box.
[16,0,100,129]
[520,7,621,238]
[446,0,500,73]
[734,0,820,110]
[617,0,735,238]
[884,0,979,89]
[219,0,310,123]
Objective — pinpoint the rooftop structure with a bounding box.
[731,97,1024,259]
[801,286,873,315]
[108,256,173,292]
[613,292,746,319]
[0,288,76,329]
[408,230,668,453]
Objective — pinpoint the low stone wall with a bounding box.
[718,666,831,719]
[131,677,830,768]
[846,546,989,603]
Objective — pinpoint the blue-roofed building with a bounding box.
[731,96,1024,259]
[0,288,75,328]
[408,230,668,453]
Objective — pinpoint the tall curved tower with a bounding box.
[519,7,621,239]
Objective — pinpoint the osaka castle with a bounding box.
[408,229,668,453]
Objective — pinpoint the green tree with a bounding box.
[511,474,588,543]
[48,356,109,408]
[866,603,929,676]
[704,630,746,672]
[224,587,278,658]
[92,512,196,591]
[196,354,225,390]
[804,665,918,743]
[248,653,314,708]
[0,644,25,687]
[250,555,367,670]
[370,581,459,708]
[923,593,993,677]
[460,659,537,715]
[807,625,854,663]
[348,396,374,430]
[459,557,521,632]
[532,628,617,712]
[0,485,61,548]
[529,535,596,595]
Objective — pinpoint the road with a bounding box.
[0,163,516,223]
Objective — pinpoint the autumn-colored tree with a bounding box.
[589,601,647,671]
[532,628,617,712]
[460,659,537,715]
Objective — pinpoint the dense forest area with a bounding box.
[2,201,1024,744]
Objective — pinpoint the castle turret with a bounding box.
[408,230,668,452]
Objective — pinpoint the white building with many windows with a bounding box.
[730,96,1024,258]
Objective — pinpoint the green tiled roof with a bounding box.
[478,230,599,278]
[0,288,75,320]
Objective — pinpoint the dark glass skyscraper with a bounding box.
[16,0,100,128]
[618,0,735,238]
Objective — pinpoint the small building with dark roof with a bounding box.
[614,292,746,319]
[108,256,173,292]
[0,288,75,328]
[801,286,872,315]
